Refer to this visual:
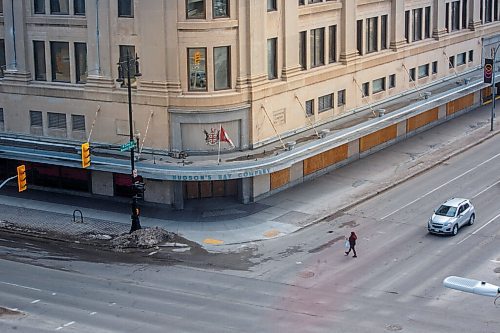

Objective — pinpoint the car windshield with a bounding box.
[435,205,457,217]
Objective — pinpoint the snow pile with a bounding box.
[110,227,174,250]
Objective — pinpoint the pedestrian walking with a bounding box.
[345,231,357,258]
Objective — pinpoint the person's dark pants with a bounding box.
[346,244,357,257]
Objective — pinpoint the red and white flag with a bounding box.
[219,126,235,148]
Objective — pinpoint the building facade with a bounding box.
[0,0,499,208]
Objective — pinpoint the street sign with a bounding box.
[120,141,136,152]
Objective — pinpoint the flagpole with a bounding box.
[217,123,222,165]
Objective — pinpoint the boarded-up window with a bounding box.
[359,125,397,153]
[270,168,290,190]
[304,144,348,176]
[407,108,439,132]
[447,93,473,115]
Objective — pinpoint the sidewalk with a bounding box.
[1,104,499,251]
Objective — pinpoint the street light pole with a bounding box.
[118,52,142,233]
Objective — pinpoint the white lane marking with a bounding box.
[457,212,500,245]
[381,152,500,220]
[472,179,500,198]
[0,281,42,292]
[89,312,97,316]
[31,299,40,304]
[56,327,63,331]
[63,321,75,327]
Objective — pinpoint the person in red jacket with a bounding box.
[345,231,358,258]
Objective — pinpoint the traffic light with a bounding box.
[81,142,91,168]
[194,51,201,65]
[131,181,145,199]
[17,165,27,192]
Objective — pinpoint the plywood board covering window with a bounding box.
[360,124,397,152]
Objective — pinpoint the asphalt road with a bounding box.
[0,134,499,333]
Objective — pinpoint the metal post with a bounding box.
[126,53,141,233]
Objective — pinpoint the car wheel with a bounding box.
[452,224,459,236]
[468,214,475,226]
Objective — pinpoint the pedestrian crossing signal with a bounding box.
[17,165,27,192]
[81,142,91,168]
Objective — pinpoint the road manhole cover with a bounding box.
[386,324,403,331]
[0,307,23,317]
[297,271,315,278]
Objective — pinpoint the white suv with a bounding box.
[428,198,475,236]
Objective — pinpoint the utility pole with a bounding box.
[117,52,143,233]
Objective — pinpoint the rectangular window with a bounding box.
[495,0,499,21]
[310,28,325,67]
[34,0,45,14]
[0,1,2,14]
[445,3,450,31]
[50,41,70,82]
[213,0,228,18]
[389,74,396,88]
[188,47,207,90]
[329,25,337,63]
[74,0,85,15]
[457,52,466,65]
[413,8,423,41]
[462,0,468,28]
[338,89,346,106]
[366,17,378,53]
[318,93,333,113]
[451,1,460,31]
[119,45,137,86]
[75,42,87,83]
[267,0,277,11]
[30,111,43,127]
[357,20,363,55]
[267,38,277,79]
[48,112,66,129]
[72,114,85,131]
[409,68,416,81]
[33,41,47,81]
[449,55,455,68]
[299,0,305,5]
[0,39,5,78]
[50,0,69,15]
[305,99,314,117]
[381,15,388,50]
[485,0,492,23]
[118,0,134,17]
[425,7,431,38]
[418,64,429,78]
[432,61,438,74]
[299,31,307,70]
[0,109,3,128]
[362,82,369,96]
[405,10,410,43]
[214,46,230,90]
[372,78,385,93]
[468,50,473,62]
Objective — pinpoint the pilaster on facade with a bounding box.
[281,65,302,81]
[1,71,32,85]
[340,0,357,65]
[84,76,117,91]
[432,0,447,40]
[390,0,406,52]
[469,0,482,31]
[236,74,268,91]
[339,50,359,65]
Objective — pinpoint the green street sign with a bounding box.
[120,141,136,152]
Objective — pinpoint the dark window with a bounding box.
[468,50,473,62]
[318,93,333,113]
[188,47,207,90]
[267,38,277,79]
[33,41,47,81]
[372,78,385,93]
[457,52,466,65]
[362,82,369,96]
[0,39,5,78]
[75,42,87,83]
[409,68,416,81]
[0,0,3,14]
[50,41,70,82]
[389,74,396,88]
[405,10,410,43]
[214,46,230,90]
[34,0,45,14]
[305,99,314,117]
[310,27,324,67]
[267,0,277,11]
[496,0,499,21]
[30,111,43,127]
[72,114,85,131]
[381,15,388,50]
[485,0,492,23]
[449,55,455,68]
[451,1,460,31]
[48,112,66,129]
[74,0,85,15]
[213,0,228,18]
[299,31,307,70]
[425,7,431,38]
[118,0,134,17]
[445,3,450,31]
[418,64,429,78]
[366,17,378,53]
[462,0,468,28]
[329,25,337,63]
[299,0,305,5]
[0,108,3,125]
[432,61,438,74]
[50,0,69,15]
[338,89,346,106]
[413,8,422,41]
[356,20,363,55]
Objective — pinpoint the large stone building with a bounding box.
[0,0,498,208]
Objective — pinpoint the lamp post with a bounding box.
[490,45,500,131]
[117,52,142,233]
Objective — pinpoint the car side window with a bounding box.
[463,203,469,211]
[458,206,464,215]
